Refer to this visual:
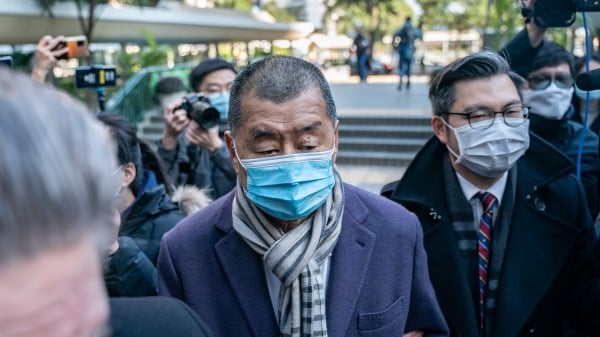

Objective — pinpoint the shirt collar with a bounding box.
[455,171,508,205]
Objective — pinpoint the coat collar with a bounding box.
[213,184,376,337]
[389,133,574,213]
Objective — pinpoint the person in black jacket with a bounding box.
[99,113,210,297]
[572,54,600,135]
[499,15,600,218]
[524,42,600,217]
[157,58,238,200]
[382,51,600,337]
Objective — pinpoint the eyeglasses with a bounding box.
[528,74,573,91]
[444,104,530,130]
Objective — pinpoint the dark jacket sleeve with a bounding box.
[104,236,157,297]
[157,134,190,187]
[498,28,544,79]
[210,143,237,180]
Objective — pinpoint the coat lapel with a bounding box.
[325,185,375,337]
[215,230,279,337]
[423,216,480,337]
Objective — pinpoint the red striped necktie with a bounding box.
[476,191,497,335]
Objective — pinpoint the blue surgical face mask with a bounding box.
[235,147,336,220]
[575,85,600,101]
[209,91,230,124]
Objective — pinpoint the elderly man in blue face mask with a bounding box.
[157,55,449,337]
[157,58,238,200]
[382,51,600,337]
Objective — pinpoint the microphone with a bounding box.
[575,69,600,91]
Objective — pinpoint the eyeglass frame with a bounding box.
[527,74,573,91]
[442,104,530,130]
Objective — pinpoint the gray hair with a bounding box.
[0,68,117,266]
[227,55,336,134]
[429,51,525,116]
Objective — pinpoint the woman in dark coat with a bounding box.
[99,113,210,297]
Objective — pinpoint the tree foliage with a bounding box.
[325,0,413,57]
[417,0,523,49]
[33,0,160,43]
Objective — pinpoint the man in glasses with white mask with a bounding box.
[158,55,449,337]
[382,51,600,337]
[521,41,600,218]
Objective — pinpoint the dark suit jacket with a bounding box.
[109,296,213,337]
[157,183,449,337]
[383,134,600,337]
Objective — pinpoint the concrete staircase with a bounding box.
[137,110,433,168]
[336,115,432,167]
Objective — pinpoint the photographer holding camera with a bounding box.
[499,0,600,219]
[157,58,237,200]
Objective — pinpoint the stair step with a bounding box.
[339,137,427,152]
[336,150,416,166]
[339,115,430,126]
[339,125,433,139]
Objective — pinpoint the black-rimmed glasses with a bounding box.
[444,105,530,130]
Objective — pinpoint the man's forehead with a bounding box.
[530,63,571,76]
[452,74,520,107]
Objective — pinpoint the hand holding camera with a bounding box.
[31,35,67,82]
[162,94,222,151]
[31,35,89,83]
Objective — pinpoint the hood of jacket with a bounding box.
[171,185,213,215]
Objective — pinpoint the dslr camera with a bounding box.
[176,94,220,129]
[530,0,600,28]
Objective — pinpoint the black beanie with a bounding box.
[189,58,236,92]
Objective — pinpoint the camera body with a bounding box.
[53,35,88,60]
[533,0,600,28]
[75,65,117,89]
[176,94,220,129]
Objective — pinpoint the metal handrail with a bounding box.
[106,62,196,123]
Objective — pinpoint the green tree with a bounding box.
[417,0,522,50]
[34,0,161,44]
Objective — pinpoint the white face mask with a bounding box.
[442,118,531,178]
[522,83,573,120]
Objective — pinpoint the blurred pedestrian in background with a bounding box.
[352,27,371,83]
[393,17,422,91]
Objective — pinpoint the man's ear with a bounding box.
[332,119,339,163]
[224,131,242,176]
[432,115,449,145]
[122,163,136,187]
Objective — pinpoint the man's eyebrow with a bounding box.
[293,121,322,133]
[462,99,522,111]
[248,128,277,140]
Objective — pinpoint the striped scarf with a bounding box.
[232,170,344,337]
